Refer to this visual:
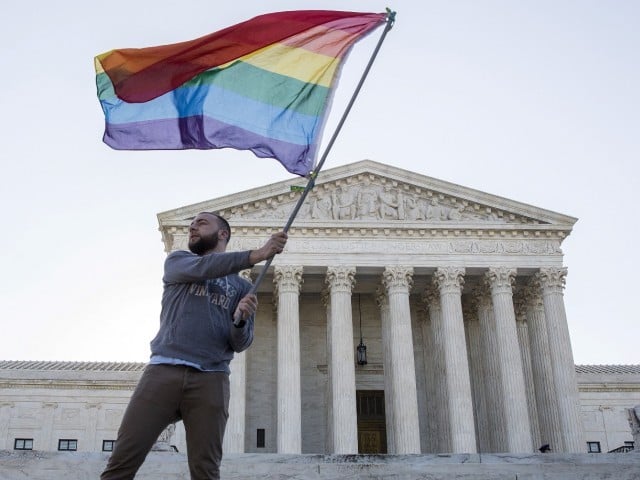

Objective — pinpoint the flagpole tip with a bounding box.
[385,8,397,25]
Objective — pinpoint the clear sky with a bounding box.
[0,1,637,365]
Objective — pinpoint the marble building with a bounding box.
[1,160,638,456]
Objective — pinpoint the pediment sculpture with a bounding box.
[224,178,534,224]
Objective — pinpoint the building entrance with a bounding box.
[356,390,387,454]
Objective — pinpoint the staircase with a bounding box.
[1,450,640,479]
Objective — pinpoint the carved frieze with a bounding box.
[220,174,541,225]
[225,237,563,256]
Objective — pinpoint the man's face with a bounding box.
[188,213,222,255]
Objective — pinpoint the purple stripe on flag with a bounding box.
[103,116,315,176]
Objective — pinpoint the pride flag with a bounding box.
[95,10,388,176]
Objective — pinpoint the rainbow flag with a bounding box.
[95,10,388,176]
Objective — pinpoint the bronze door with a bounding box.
[356,390,387,454]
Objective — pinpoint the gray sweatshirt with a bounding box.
[149,249,255,373]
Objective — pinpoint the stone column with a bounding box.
[325,266,358,454]
[417,293,436,453]
[0,402,14,450]
[224,268,252,453]
[225,350,246,453]
[474,284,505,453]
[42,402,59,451]
[321,288,334,454]
[464,300,489,453]
[381,266,421,454]
[523,280,563,452]
[84,403,101,452]
[536,267,585,452]
[376,286,395,454]
[414,302,430,453]
[485,267,532,453]
[422,285,450,453]
[514,291,541,449]
[274,265,304,453]
[433,267,476,453]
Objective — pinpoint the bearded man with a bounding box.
[102,212,287,480]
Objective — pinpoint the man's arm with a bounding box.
[163,250,252,284]
[164,231,288,284]
[248,231,287,265]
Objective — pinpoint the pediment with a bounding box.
[158,160,577,229]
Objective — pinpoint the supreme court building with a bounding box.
[2,160,638,456]
[155,159,616,455]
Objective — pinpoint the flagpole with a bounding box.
[235,10,396,325]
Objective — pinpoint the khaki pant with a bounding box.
[101,364,229,480]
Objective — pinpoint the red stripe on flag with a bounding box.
[99,10,385,103]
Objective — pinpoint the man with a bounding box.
[101,212,288,479]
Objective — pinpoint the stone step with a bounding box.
[1,451,639,480]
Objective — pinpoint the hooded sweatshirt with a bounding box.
[149,249,254,373]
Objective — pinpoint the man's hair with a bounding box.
[205,211,231,242]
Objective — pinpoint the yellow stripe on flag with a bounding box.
[240,43,339,88]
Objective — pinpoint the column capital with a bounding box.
[239,269,253,283]
[472,283,492,310]
[375,285,389,309]
[536,267,567,294]
[382,266,414,293]
[320,288,330,308]
[462,299,477,322]
[274,265,304,295]
[421,284,440,306]
[485,267,516,294]
[434,267,465,295]
[325,266,356,294]
[522,279,544,310]
[513,288,528,324]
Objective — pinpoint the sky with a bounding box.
[0,1,638,365]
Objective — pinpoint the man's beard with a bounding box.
[188,232,219,255]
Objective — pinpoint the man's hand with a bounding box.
[249,231,288,264]
[234,293,258,323]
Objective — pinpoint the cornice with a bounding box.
[0,380,137,391]
[235,220,559,235]
[165,222,572,236]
